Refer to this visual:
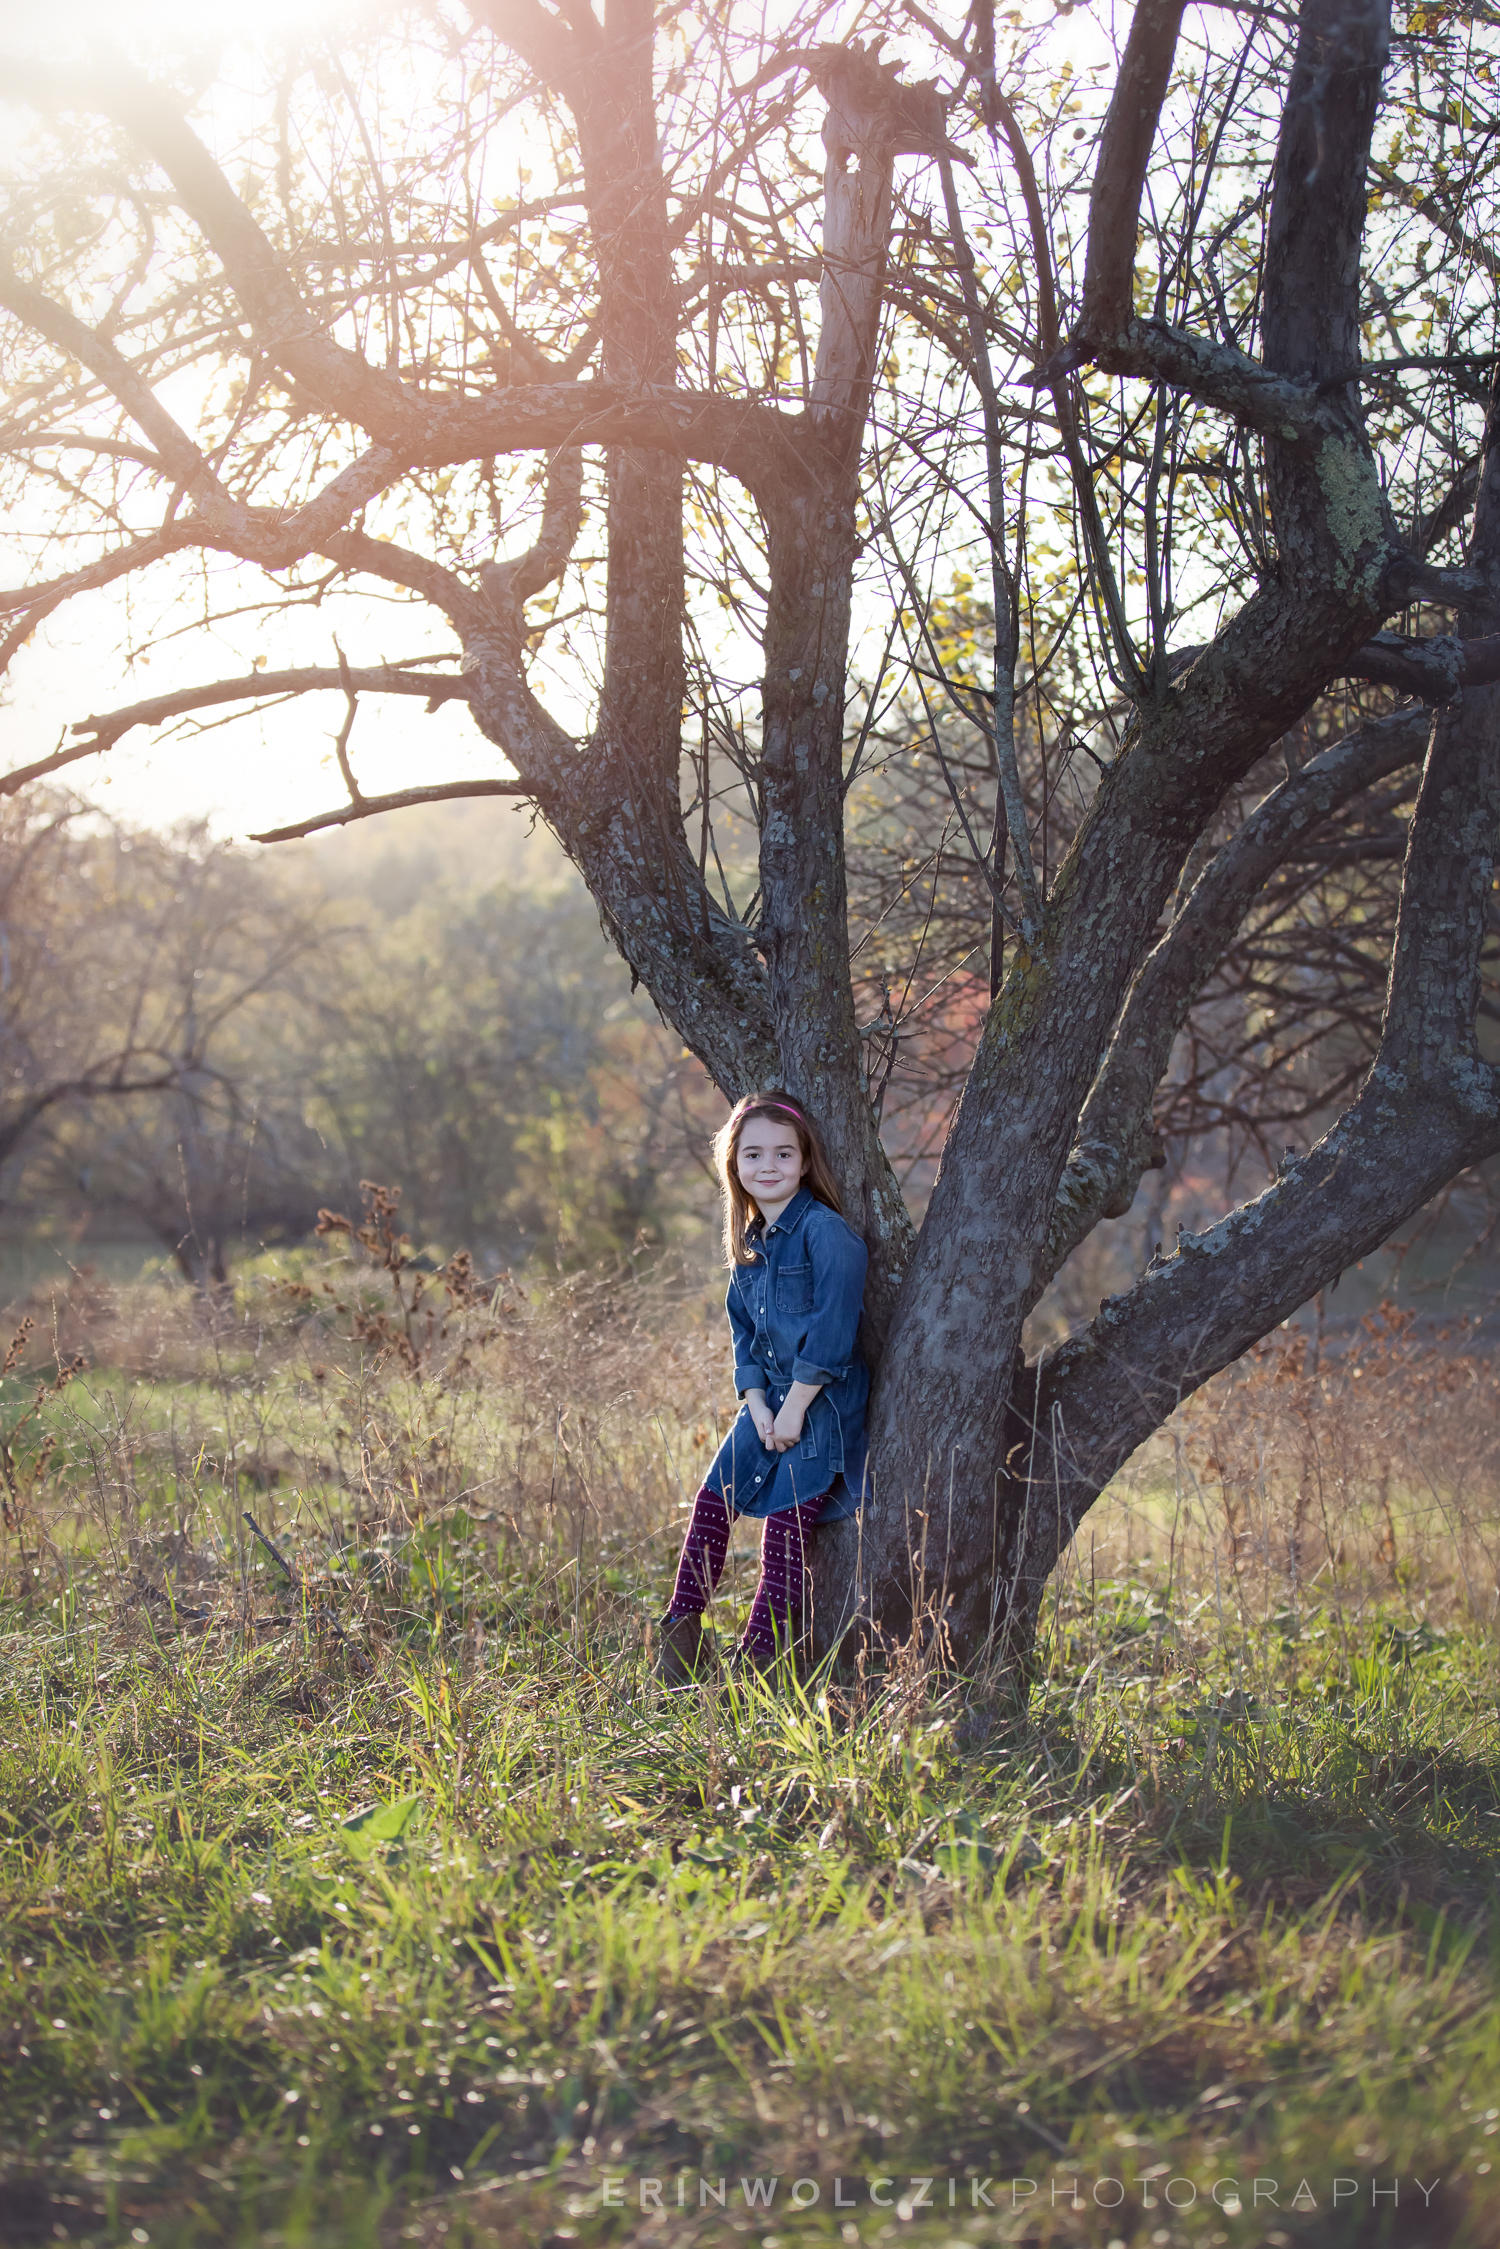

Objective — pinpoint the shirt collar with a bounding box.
[762,1185,813,1237]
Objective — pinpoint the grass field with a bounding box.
[3,1245,1500,2249]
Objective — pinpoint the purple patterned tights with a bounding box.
[666,1483,828,1657]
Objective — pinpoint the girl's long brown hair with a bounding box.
[713,1091,844,1266]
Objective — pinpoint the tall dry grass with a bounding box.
[0,1224,734,1671]
[1065,1306,1500,1659]
[6,1233,1500,1672]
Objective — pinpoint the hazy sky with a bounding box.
[0,0,360,46]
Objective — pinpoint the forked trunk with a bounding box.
[812,0,1408,1687]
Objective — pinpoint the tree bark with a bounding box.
[756,45,945,1340]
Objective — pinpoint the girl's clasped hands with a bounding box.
[746,1382,819,1452]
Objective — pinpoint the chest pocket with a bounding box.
[774,1262,814,1317]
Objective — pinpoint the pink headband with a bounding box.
[741,1101,802,1120]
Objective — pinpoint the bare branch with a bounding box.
[2,432,169,472]
[0,253,226,507]
[317,529,489,638]
[0,664,472,798]
[1042,318,1338,444]
[935,150,1040,935]
[1079,0,1187,341]
[466,240,561,382]
[1262,0,1390,385]
[4,50,801,503]
[1388,555,1500,627]
[468,0,580,90]
[329,644,364,807]
[0,1062,184,1168]
[436,381,805,504]
[1413,456,1481,555]
[249,777,529,845]
[987,91,1059,361]
[1369,157,1500,284]
[1345,630,1500,701]
[479,447,585,615]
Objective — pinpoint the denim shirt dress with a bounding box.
[702,1187,870,1521]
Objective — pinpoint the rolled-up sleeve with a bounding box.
[727,1273,765,1394]
[792,1217,867,1386]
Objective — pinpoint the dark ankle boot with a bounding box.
[726,1639,779,1681]
[655,1611,713,1688]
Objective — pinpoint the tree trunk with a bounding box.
[752,46,943,1334]
[810,0,1406,1683]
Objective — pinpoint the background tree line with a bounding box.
[8,686,1488,1319]
[0,791,713,1287]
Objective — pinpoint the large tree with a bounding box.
[1,0,1497,1682]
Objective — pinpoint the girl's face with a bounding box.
[735,1118,805,1213]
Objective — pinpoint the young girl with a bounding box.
[656,1092,869,1684]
